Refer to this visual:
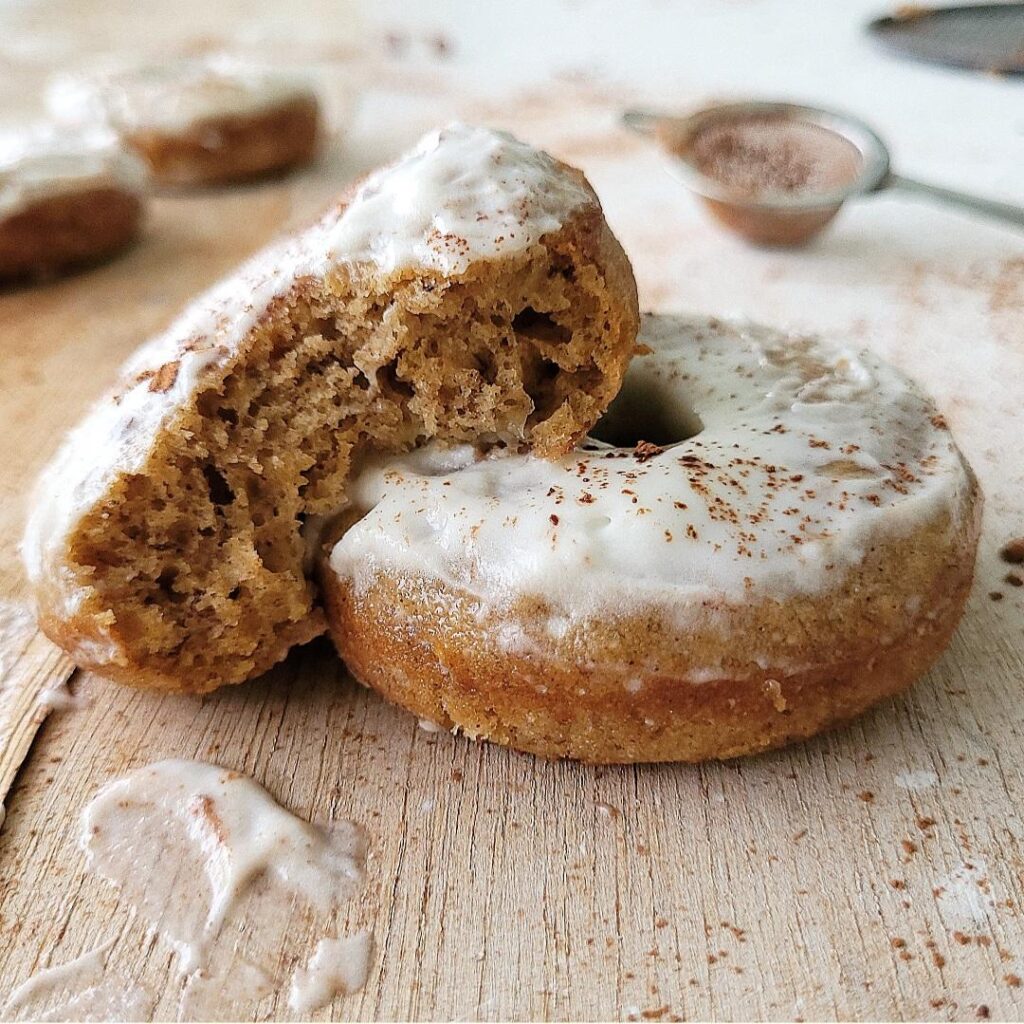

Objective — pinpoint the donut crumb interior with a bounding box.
[66,240,632,690]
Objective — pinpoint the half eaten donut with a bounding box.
[23,124,640,693]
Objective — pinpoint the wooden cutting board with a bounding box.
[2,2,1024,1020]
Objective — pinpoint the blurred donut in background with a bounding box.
[46,55,321,187]
[0,125,145,281]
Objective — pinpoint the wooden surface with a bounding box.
[2,1,1024,1020]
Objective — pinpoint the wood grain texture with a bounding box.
[2,0,1024,1019]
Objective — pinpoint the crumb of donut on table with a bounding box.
[0,126,145,280]
[46,56,322,187]
[323,314,981,763]
[22,123,639,694]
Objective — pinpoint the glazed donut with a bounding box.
[47,56,321,186]
[0,127,145,280]
[323,314,982,763]
[23,124,639,694]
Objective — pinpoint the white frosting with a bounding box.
[2,941,152,1022]
[329,315,972,625]
[0,123,145,219]
[318,122,590,275]
[37,678,88,712]
[2,937,122,1019]
[21,122,590,642]
[46,55,318,134]
[4,942,112,1015]
[16,979,152,1023]
[9,761,372,1019]
[289,932,374,1014]
[80,759,365,975]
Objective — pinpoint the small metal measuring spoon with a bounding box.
[623,101,1024,246]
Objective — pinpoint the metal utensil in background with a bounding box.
[623,103,1024,246]
[867,2,1024,75]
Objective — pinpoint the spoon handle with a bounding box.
[887,173,1024,229]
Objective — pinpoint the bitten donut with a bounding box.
[47,56,320,186]
[0,127,144,280]
[23,124,639,693]
[323,314,982,763]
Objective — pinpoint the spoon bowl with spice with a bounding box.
[624,100,1024,246]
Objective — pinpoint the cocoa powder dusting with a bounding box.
[684,118,862,198]
[1000,538,1024,564]
[148,360,181,394]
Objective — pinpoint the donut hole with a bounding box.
[590,375,703,448]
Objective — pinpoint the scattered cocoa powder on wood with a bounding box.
[1000,538,1024,564]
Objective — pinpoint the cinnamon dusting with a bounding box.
[148,360,181,393]
[1000,538,1024,564]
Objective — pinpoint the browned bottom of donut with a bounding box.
[125,96,320,186]
[0,187,143,281]
[322,505,981,763]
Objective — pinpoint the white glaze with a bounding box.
[3,939,153,1023]
[9,760,372,1020]
[329,315,972,629]
[80,759,365,974]
[37,679,89,712]
[314,122,590,276]
[0,123,144,219]
[21,123,591,647]
[4,941,110,1014]
[288,932,374,1014]
[47,55,317,134]
[33,982,154,1023]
